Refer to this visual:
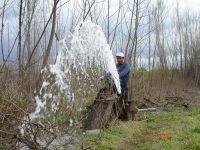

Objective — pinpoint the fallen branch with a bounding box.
[143,97,162,107]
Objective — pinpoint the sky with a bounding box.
[106,0,200,13]
[181,0,200,10]
[1,0,200,64]
[150,0,200,10]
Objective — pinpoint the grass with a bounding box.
[83,109,200,150]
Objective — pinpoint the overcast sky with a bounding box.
[181,0,200,10]
[102,0,200,13]
[1,0,200,64]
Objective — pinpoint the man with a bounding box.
[116,52,130,106]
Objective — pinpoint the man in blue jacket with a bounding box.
[116,52,130,106]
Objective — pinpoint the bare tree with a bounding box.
[153,0,167,70]
[0,0,8,63]
[18,0,23,75]
[42,0,59,68]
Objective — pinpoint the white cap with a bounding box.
[116,52,125,57]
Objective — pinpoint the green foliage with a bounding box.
[83,108,200,150]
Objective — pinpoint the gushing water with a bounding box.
[29,20,121,120]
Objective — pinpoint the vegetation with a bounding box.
[1,0,200,149]
[84,108,200,150]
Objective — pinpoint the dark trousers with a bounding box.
[121,86,128,104]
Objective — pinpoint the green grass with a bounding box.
[83,109,200,150]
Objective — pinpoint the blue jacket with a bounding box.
[116,62,130,88]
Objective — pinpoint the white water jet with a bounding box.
[29,20,121,120]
